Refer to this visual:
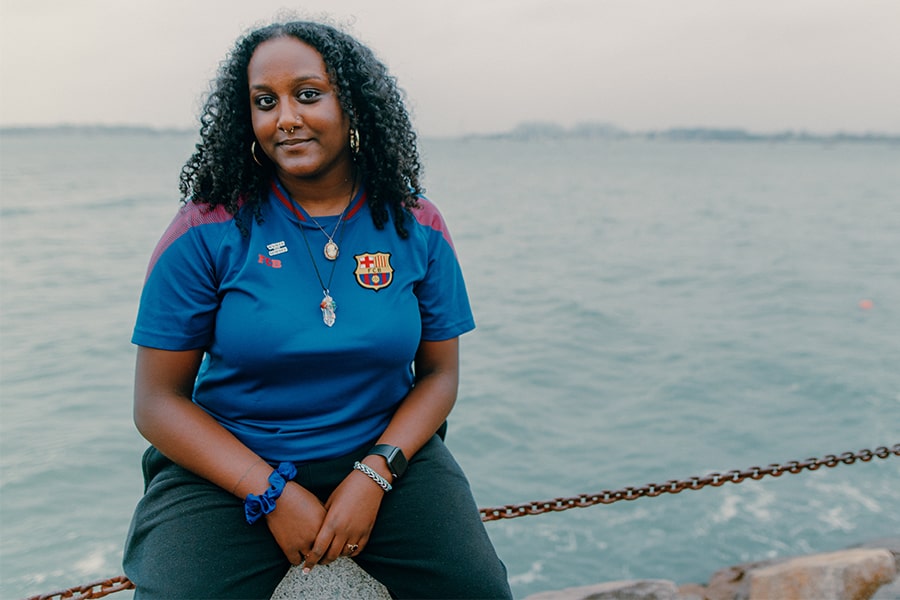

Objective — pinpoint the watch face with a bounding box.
[390,448,407,475]
[372,444,407,478]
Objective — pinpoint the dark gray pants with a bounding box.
[123,434,512,599]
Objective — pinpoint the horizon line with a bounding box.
[2,121,899,141]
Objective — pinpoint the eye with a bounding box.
[254,94,276,110]
[297,89,321,102]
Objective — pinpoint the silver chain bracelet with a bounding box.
[353,461,392,492]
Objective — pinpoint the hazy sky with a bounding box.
[2,0,899,137]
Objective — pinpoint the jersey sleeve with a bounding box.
[411,198,476,341]
[131,203,232,350]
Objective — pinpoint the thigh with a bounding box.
[355,436,512,600]
[123,447,290,600]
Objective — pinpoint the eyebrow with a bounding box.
[249,75,328,90]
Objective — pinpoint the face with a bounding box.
[247,36,352,184]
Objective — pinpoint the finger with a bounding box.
[321,537,349,565]
[354,532,371,555]
[302,545,324,572]
[303,531,333,572]
[288,550,304,567]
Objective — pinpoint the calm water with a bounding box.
[1,130,898,599]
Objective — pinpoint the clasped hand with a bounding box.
[263,472,384,572]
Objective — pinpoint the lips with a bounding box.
[278,138,312,147]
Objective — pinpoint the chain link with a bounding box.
[478,444,899,521]
[27,576,134,600]
[25,444,898,599]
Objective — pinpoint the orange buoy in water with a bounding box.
[859,299,874,310]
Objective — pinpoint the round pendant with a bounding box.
[324,241,339,261]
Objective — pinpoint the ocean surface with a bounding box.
[1,129,898,599]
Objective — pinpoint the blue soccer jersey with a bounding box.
[132,181,475,463]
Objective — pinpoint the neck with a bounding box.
[278,171,357,217]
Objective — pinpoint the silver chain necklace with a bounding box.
[287,183,356,325]
[296,221,342,327]
[306,200,351,261]
[292,185,356,327]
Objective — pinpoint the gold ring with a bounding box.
[347,543,359,553]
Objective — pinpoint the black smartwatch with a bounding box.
[368,444,408,479]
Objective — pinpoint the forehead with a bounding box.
[247,36,329,83]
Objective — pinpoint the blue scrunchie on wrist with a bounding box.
[244,462,297,524]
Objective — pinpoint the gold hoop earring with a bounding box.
[251,141,264,167]
[349,128,360,155]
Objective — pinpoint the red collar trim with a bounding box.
[270,180,304,221]
[270,180,367,221]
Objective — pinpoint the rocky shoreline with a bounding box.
[270,537,898,599]
[522,537,900,600]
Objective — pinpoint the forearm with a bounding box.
[133,347,273,498]
[360,338,460,482]
[137,385,329,566]
[376,370,456,459]
[134,393,272,497]
[294,338,463,570]
[308,350,459,570]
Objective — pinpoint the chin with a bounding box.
[277,163,323,179]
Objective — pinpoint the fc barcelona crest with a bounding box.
[354,252,394,291]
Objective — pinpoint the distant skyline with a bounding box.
[2,0,899,137]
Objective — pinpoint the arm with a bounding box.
[303,337,460,570]
[371,337,461,461]
[133,346,326,565]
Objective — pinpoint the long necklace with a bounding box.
[296,216,345,327]
[287,182,356,325]
[307,202,351,260]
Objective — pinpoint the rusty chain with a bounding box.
[25,444,899,600]
[479,444,899,521]
[27,576,134,600]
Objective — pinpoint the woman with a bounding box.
[123,19,512,600]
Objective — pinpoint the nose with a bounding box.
[277,104,302,134]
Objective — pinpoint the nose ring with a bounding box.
[279,126,296,134]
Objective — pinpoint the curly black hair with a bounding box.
[179,20,423,237]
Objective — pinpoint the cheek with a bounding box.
[250,111,275,141]
[327,113,351,144]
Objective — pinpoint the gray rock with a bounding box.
[675,582,707,600]
[266,537,900,600]
[871,576,900,600]
[854,538,900,600]
[748,548,896,600]
[269,558,391,600]
[699,558,782,600]
[852,537,900,557]
[523,579,679,600]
